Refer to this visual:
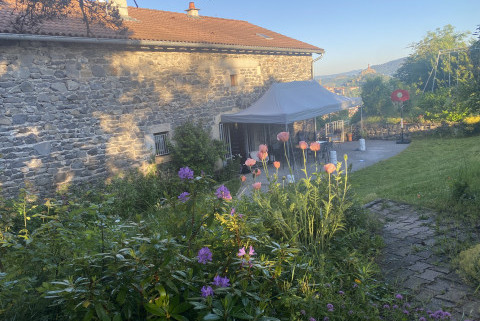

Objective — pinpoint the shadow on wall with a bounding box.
[0,40,295,197]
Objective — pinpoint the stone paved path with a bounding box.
[366,199,480,321]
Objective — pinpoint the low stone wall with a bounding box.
[354,122,442,140]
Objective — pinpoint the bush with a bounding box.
[457,243,480,287]
[169,122,226,175]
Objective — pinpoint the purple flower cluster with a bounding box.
[215,185,232,201]
[212,275,230,287]
[197,247,213,264]
[201,285,214,297]
[178,191,190,203]
[428,310,451,319]
[178,166,194,180]
[326,303,334,312]
[395,293,403,300]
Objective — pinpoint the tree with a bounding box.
[6,0,127,36]
[360,76,410,118]
[395,25,472,92]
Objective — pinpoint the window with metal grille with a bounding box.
[154,132,170,156]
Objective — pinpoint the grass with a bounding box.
[350,135,480,216]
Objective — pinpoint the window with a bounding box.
[230,74,238,87]
[154,132,170,156]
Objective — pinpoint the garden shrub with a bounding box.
[169,122,226,175]
[457,243,480,288]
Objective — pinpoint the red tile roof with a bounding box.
[0,1,323,53]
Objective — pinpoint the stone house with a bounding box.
[0,0,324,197]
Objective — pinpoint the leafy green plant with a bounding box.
[169,122,226,175]
[456,243,480,290]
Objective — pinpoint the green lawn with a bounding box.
[350,135,480,215]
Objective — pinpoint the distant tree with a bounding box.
[7,0,127,36]
[395,25,472,92]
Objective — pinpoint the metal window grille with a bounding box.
[219,123,232,160]
[154,132,170,156]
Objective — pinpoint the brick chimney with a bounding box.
[185,2,200,17]
[111,0,128,18]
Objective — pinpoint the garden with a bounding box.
[2,122,471,321]
[1,24,480,321]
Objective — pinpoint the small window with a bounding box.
[154,132,170,156]
[230,74,238,87]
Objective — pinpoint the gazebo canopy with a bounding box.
[221,80,360,125]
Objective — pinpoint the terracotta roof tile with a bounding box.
[0,1,323,53]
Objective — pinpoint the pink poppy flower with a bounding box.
[240,175,246,182]
[252,182,262,190]
[310,141,321,152]
[257,151,268,161]
[299,141,308,150]
[276,132,290,142]
[259,144,268,153]
[255,169,261,177]
[324,163,336,174]
[273,161,280,169]
[245,158,256,167]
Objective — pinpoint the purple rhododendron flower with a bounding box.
[395,293,403,300]
[197,247,213,264]
[338,290,345,295]
[212,275,230,287]
[308,318,316,321]
[215,185,232,201]
[237,247,246,257]
[178,192,190,203]
[178,166,194,180]
[327,303,334,312]
[201,285,214,297]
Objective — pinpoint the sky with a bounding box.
[125,0,480,76]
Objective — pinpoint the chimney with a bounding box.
[185,2,200,17]
[111,0,128,18]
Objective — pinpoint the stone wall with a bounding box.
[355,122,442,140]
[0,40,312,197]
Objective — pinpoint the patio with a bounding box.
[238,139,410,195]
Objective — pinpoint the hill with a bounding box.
[317,57,406,87]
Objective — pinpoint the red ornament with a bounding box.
[391,89,410,102]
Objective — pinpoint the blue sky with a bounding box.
[126,0,480,76]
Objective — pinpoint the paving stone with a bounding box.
[418,269,446,281]
[415,288,438,302]
[408,261,434,272]
[415,250,434,259]
[403,276,431,291]
[436,288,468,303]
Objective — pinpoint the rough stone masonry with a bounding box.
[0,40,312,197]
